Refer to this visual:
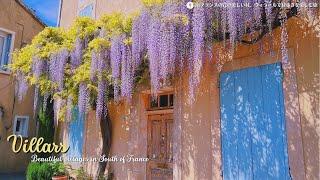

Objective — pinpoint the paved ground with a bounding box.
[0,173,25,180]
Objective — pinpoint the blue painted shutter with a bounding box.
[220,63,290,180]
[67,107,85,158]
[2,34,12,69]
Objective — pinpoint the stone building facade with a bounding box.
[58,1,319,179]
[0,0,45,173]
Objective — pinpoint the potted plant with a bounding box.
[26,162,41,180]
[51,162,68,180]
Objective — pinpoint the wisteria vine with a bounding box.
[10,0,318,124]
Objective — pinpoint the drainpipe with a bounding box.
[57,0,63,27]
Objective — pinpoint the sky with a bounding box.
[22,0,60,27]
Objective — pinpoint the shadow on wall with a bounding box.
[296,65,319,179]
[178,17,320,179]
[220,63,290,179]
[177,56,319,179]
[177,63,216,179]
[285,18,319,179]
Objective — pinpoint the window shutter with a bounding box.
[3,34,12,69]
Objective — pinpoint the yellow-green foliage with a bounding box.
[68,17,97,40]
[98,13,124,36]
[122,15,134,34]
[123,37,132,46]
[73,60,91,84]
[98,13,134,37]
[9,1,184,121]
[10,45,35,74]
[11,3,172,104]
[32,27,69,59]
[142,0,165,7]
[88,38,110,51]
[38,76,56,94]
[11,17,98,96]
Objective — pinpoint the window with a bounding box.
[149,93,174,110]
[13,116,29,137]
[0,29,13,71]
[79,4,93,17]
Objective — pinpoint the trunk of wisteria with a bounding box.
[96,108,112,179]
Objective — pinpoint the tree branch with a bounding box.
[240,6,298,45]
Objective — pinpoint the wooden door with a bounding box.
[147,114,173,180]
[220,63,291,179]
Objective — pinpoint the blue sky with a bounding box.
[22,0,60,27]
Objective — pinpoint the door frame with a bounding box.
[219,48,305,179]
[146,113,174,180]
[141,90,174,180]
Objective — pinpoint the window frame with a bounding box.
[0,27,15,74]
[0,35,5,65]
[148,93,174,110]
[78,3,95,18]
[13,115,29,137]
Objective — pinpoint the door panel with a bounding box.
[151,120,162,159]
[220,63,290,180]
[234,69,253,179]
[147,114,173,180]
[166,120,173,163]
[67,107,85,158]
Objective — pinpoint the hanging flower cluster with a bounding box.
[132,1,192,96]
[88,37,110,120]
[280,10,289,65]
[10,0,318,124]
[49,49,69,91]
[10,18,97,123]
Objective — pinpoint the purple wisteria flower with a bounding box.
[15,71,28,102]
[96,80,107,120]
[120,44,133,99]
[70,37,84,69]
[78,82,89,115]
[110,35,123,101]
[49,49,69,91]
[32,56,46,80]
[147,17,161,95]
[190,5,205,101]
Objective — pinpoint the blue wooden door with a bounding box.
[67,108,85,158]
[220,63,290,180]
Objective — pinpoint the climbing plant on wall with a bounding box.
[10,0,319,125]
